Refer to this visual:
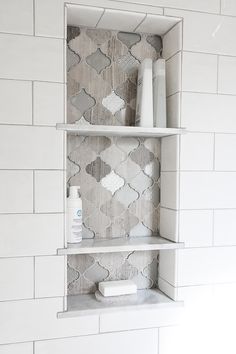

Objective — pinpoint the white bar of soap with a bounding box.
[98,280,137,297]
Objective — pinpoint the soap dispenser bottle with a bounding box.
[67,186,82,243]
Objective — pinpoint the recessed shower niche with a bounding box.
[57,4,185,317]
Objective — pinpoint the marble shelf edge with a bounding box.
[56,123,186,138]
[57,289,184,318]
[57,236,184,255]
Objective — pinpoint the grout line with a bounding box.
[33,170,35,213]
[212,209,215,246]
[133,13,147,32]
[183,49,236,59]
[33,341,35,354]
[182,90,236,97]
[0,169,66,171]
[213,133,216,171]
[95,9,105,28]
[33,256,36,298]
[157,327,160,354]
[33,0,36,36]
[0,77,65,84]
[0,123,58,128]
[0,211,65,215]
[216,55,220,93]
[32,81,34,125]
[0,254,60,260]
[0,294,65,303]
[109,0,220,16]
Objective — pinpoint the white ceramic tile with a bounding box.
[0,298,98,344]
[0,126,63,169]
[0,0,33,35]
[35,0,163,38]
[161,135,179,171]
[0,34,63,81]
[182,52,217,93]
[162,22,182,60]
[167,92,181,128]
[135,14,180,36]
[97,9,145,32]
[177,247,236,286]
[179,210,213,247]
[182,92,236,133]
[0,171,33,213]
[165,9,236,56]
[166,52,181,96]
[215,134,236,170]
[218,56,236,95]
[159,250,177,286]
[100,307,182,332]
[67,4,104,27]
[159,326,183,354]
[0,80,32,124]
[0,214,64,257]
[35,171,64,213]
[161,172,179,209]
[0,343,33,354]
[221,0,236,15]
[179,172,236,209]
[0,257,33,301]
[214,210,236,246]
[35,0,64,38]
[160,207,178,242]
[35,329,158,354]
[180,133,214,170]
[34,82,64,126]
[137,0,220,13]
[35,256,65,298]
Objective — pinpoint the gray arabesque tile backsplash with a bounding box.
[67,26,162,295]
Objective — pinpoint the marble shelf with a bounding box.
[56,123,186,138]
[58,289,183,318]
[57,236,184,255]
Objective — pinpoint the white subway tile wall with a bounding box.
[0,257,34,301]
[0,0,33,35]
[179,133,214,170]
[0,126,64,169]
[0,79,32,124]
[0,214,64,257]
[33,82,65,126]
[35,329,158,354]
[0,171,33,213]
[34,170,64,213]
[0,342,33,354]
[0,34,64,81]
[1,0,236,353]
[35,256,65,298]
[182,52,218,93]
